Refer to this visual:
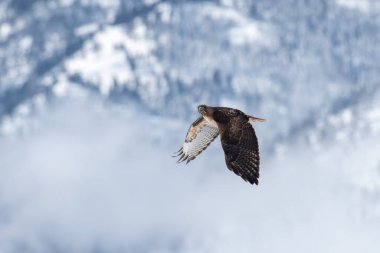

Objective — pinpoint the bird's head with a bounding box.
[198,105,208,115]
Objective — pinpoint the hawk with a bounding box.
[174,105,266,185]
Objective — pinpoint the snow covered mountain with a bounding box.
[1,0,379,142]
[0,0,380,252]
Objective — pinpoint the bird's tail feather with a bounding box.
[249,116,267,122]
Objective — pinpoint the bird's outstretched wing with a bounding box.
[221,121,260,185]
[174,116,219,164]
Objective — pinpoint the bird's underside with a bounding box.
[174,105,265,185]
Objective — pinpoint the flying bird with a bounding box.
[174,105,266,185]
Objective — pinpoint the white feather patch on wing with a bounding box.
[175,117,219,164]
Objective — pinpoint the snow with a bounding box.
[1,0,380,251]
[74,23,99,37]
[19,36,33,52]
[229,23,271,46]
[124,24,156,56]
[336,0,380,13]
[64,25,156,95]
[202,4,275,47]
[65,27,131,95]
[0,22,11,41]
[15,104,31,116]
[0,116,17,135]
[144,0,160,5]
[157,3,172,23]
[53,76,70,97]
[366,107,380,132]
[60,0,75,7]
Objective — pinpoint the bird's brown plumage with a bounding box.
[174,105,265,185]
